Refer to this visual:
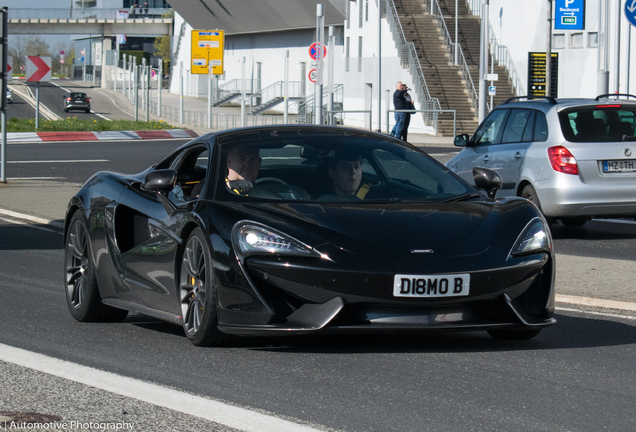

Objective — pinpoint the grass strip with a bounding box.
[7,117,178,133]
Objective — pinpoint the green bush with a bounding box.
[7,117,178,132]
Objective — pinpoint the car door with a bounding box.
[117,144,211,314]
[450,109,509,185]
[489,109,534,197]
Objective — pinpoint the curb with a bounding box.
[6,129,199,143]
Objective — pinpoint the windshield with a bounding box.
[215,129,474,203]
[558,106,636,142]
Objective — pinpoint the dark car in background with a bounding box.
[64,125,556,347]
[64,92,91,113]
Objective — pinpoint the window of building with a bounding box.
[570,32,584,48]
[359,0,364,28]
[346,37,350,72]
[365,0,369,21]
[346,1,351,29]
[358,36,363,71]
[553,34,566,49]
[588,32,598,48]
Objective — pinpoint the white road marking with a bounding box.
[557,307,636,321]
[8,159,109,163]
[0,344,325,432]
[0,216,61,233]
[0,209,65,229]
[556,294,636,312]
[6,177,64,180]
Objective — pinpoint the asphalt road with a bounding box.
[0,218,634,432]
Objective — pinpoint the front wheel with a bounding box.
[179,228,230,346]
[65,210,128,322]
[487,328,542,340]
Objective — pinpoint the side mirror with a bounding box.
[141,169,176,192]
[473,167,502,199]
[454,134,469,147]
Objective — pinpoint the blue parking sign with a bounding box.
[555,0,585,30]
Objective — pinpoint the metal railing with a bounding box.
[385,0,442,127]
[464,0,524,97]
[248,81,303,113]
[7,8,172,19]
[387,109,457,137]
[427,0,479,111]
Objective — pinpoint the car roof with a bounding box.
[493,95,636,113]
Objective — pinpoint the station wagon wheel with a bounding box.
[520,184,555,226]
[560,217,587,227]
[179,228,229,346]
[65,210,128,322]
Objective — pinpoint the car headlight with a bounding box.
[509,217,552,257]
[231,221,328,263]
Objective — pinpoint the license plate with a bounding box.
[393,274,470,298]
[603,160,636,173]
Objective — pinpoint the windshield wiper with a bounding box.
[440,192,482,203]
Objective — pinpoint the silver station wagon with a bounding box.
[446,95,636,227]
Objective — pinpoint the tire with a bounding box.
[85,109,90,113]
[64,108,68,113]
[520,184,556,226]
[65,210,128,322]
[560,217,587,227]
[179,228,230,347]
[487,328,542,340]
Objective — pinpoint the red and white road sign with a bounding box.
[26,56,51,82]
[308,68,317,83]
[6,56,12,81]
[309,42,327,61]
[60,59,65,64]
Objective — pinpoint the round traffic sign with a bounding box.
[309,42,327,61]
[626,0,636,27]
[308,68,317,83]
[60,58,65,64]
[151,69,156,78]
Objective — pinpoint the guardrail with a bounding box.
[387,109,457,137]
[385,0,442,128]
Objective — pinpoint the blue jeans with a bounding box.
[390,112,406,137]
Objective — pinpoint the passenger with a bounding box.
[320,151,363,200]
[225,146,261,195]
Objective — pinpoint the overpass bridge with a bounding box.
[7,8,173,35]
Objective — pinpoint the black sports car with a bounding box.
[64,125,556,346]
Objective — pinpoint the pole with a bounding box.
[145,65,150,121]
[134,65,139,121]
[180,62,184,124]
[455,0,459,65]
[122,55,126,95]
[377,2,382,132]
[207,66,212,129]
[284,50,289,124]
[613,0,621,93]
[35,82,40,129]
[598,0,610,95]
[545,0,553,97]
[315,4,324,125]
[328,27,335,126]
[628,24,632,95]
[141,58,146,111]
[241,56,246,127]
[490,53,494,108]
[478,0,489,122]
[1,7,7,183]
[158,61,162,116]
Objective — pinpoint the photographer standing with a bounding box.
[390,81,409,139]
[401,84,416,141]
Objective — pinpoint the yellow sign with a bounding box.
[191,30,224,75]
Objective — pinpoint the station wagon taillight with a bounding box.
[66,97,71,101]
[86,98,90,102]
[548,146,579,175]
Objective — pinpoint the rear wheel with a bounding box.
[561,217,587,227]
[520,184,555,226]
[487,328,542,340]
[179,228,230,346]
[65,210,128,322]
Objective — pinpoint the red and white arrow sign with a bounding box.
[26,56,51,82]
[6,55,12,81]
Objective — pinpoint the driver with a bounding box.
[226,146,261,195]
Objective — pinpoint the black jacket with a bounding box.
[393,89,409,110]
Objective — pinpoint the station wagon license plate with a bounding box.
[393,274,470,298]
[603,160,636,173]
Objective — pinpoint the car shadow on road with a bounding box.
[550,220,636,240]
[0,223,63,251]
[124,311,636,354]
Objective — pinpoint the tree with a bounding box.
[8,35,51,73]
[153,35,171,71]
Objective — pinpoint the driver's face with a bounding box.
[330,159,362,196]
[227,148,261,183]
